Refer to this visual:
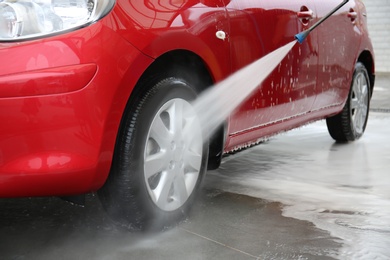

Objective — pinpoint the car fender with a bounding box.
[111,1,231,83]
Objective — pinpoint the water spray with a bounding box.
[295,0,349,44]
[192,41,296,141]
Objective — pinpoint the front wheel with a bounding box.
[326,62,371,142]
[98,77,208,230]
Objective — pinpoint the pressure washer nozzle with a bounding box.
[295,30,310,44]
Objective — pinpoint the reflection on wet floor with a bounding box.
[0,191,340,259]
[184,190,341,259]
[205,113,390,259]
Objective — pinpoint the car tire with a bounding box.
[326,62,371,142]
[98,76,208,231]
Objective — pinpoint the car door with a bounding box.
[224,0,319,149]
[312,0,362,111]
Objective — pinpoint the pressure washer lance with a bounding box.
[295,0,349,44]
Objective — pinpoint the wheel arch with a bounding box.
[357,50,375,98]
[120,49,226,172]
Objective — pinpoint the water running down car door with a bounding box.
[224,0,319,150]
[312,0,362,111]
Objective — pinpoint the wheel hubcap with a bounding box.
[144,98,203,211]
[350,72,369,135]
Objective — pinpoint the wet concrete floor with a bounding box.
[1,74,389,260]
[0,191,341,259]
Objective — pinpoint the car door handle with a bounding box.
[348,11,357,19]
[348,9,357,22]
[297,10,314,19]
[297,9,314,26]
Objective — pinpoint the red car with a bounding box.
[0,0,374,230]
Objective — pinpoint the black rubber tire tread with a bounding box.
[326,62,371,142]
[98,77,208,231]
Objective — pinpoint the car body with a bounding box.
[0,0,374,229]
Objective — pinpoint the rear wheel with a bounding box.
[99,76,208,230]
[326,62,371,142]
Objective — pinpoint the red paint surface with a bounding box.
[0,0,374,197]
